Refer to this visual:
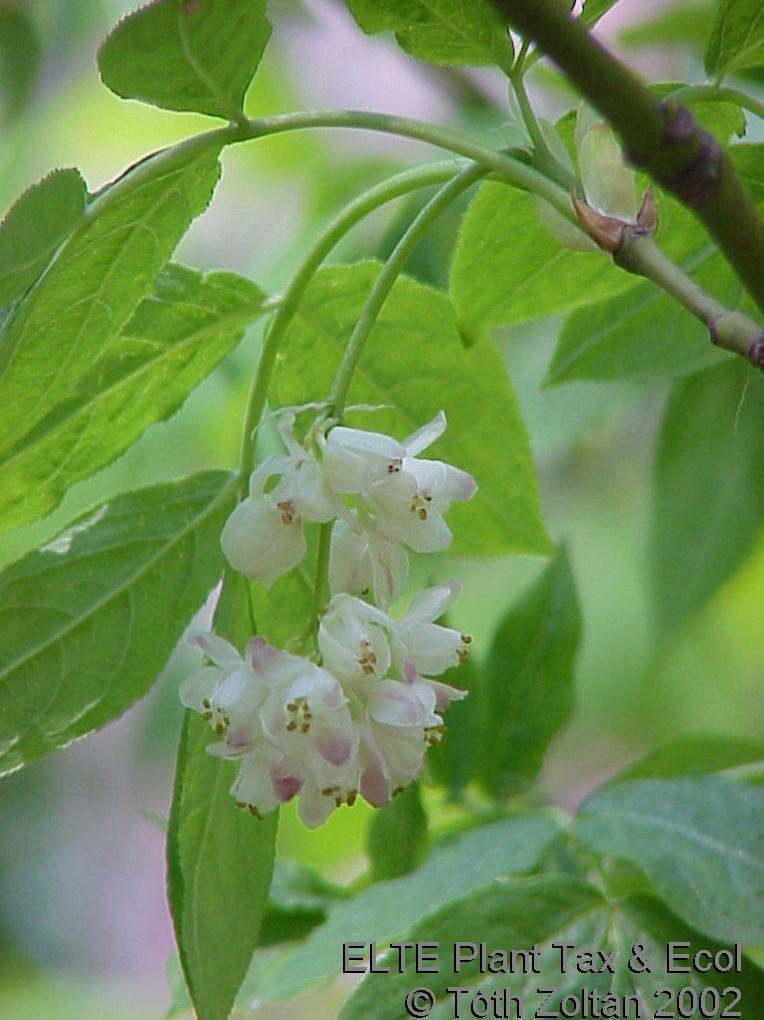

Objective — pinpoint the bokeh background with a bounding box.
[0,0,762,1016]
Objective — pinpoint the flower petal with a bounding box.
[179,665,220,711]
[403,411,446,456]
[405,580,461,624]
[297,783,336,829]
[186,632,241,670]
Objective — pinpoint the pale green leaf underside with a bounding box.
[0,262,265,532]
[252,812,562,1004]
[450,182,632,341]
[706,0,764,78]
[651,360,764,636]
[0,142,221,462]
[271,261,550,557]
[98,0,271,120]
[480,547,581,799]
[0,168,86,308]
[0,471,235,776]
[346,0,514,71]
[168,711,277,1020]
[574,776,764,945]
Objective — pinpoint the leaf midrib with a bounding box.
[0,473,235,686]
[0,295,263,484]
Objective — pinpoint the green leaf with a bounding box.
[0,470,235,776]
[0,6,41,124]
[651,82,747,142]
[0,263,265,532]
[340,875,605,1019]
[250,534,316,649]
[450,183,631,340]
[422,893,764,1019]
[260,859,349,948]
[651,361,764,636]
[546,266,732,384]
[542,146,762,386]
[427,655,480,798]
[0,169,86,308]
[545,190,749,385]
[345,0,514,72]
[573,776,764,944]
[252,811,563,1004]
[0,141,221,461]
[706,0,764,79]
[271,261,550,557]
[581,0,623,26]
[733,142,764,202]
[367,782,428,881]
[478,548,581,800]
[611,897,764,1011]
[98,0,271,120]
[168,568,277,1020]
[168,712,277,1020]
[608,735,764,785]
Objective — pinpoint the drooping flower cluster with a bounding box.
[181,411,476,827]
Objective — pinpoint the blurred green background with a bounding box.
[0,0,762,1016]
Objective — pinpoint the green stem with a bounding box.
[490,0,764,315]
[237,159,471,491]
[668,83,764,123]
[615,228,764,363]
[328,161,490,414]
[311,519,334,634]
[231,109,573,219]
[311,162,490,619]
[510,73,574,189]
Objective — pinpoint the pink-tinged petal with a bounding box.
[186,631,241,670]
[297,784,336,829]
[271,772,304,803]
[428,679,468,711]
[224,724,257,756]
[396,622,464,677]
[403,411,446,456]
[403,659,418,685]
[360,761,391,808]
[314,730,354,767]
[368,679,436,727]
[230,756,279,816]
[246,636,279,672]
[406,580,461,623]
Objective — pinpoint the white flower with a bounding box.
[221,416,339,586]
[391,581,471,684]
[180,632,266,754]
[182,633,358,828]
[324,412,476,555]
[328,516,409,608]
[318,593,391,685]
[249,639,358,827]
[358,675,444,806]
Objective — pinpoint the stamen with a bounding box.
[276,498,297,526]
